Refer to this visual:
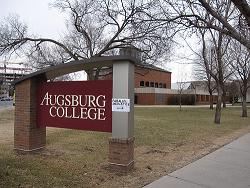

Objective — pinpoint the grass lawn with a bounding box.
[0,106,250,188]
[231,102,250,106]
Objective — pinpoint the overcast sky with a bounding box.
[0,0,196,83]
[0,0,66,39]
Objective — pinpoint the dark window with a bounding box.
[145,81,149,87]
[140,81,144,87]
[155,82,158,88]
[150,82,154,87]
[163,83,167,88]
[159,83,163,88]
[134,94,138,104]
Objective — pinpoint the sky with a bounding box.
[0,0,66,39]
[0,0,196,83]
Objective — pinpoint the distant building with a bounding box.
[0,61,32,97]
[100,47,221,105]
[135,80,219,105]
[171,81,219,105]
[101,65,222,105]
[229,80,250,103]
[133,64,172,105]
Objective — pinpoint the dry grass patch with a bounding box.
[0,108,14,143]
[0,106,249,188]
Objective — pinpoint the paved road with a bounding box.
[144,133,250,188]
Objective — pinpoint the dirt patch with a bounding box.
[0,122,13,144]
[0,107,14,144]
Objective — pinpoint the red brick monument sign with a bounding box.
[37,80,112,132]
[14,56,135,171]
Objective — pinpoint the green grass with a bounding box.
[232,102,250,106]
[135,107,249,147]
[0,107,249,188]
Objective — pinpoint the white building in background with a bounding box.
[238,89,250,103]
[0,61,32,97]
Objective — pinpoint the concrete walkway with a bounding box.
[144,133,250,188]
[135,104,242,108]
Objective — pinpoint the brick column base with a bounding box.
[108,137,134,172]
[14,127,46,151]
[14,77,46,151]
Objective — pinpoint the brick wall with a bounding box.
[135,67,171,88]
[108,137,134,172]
[100,66,172,89]
[135,93,156,105]
[101,66,171,105]
[14,77,46,151]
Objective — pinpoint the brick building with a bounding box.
[101,63,220,105]
[107,46,218,105]
[100,63,173,105]
[134,64,171,105]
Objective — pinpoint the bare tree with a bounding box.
[0,0,173,79]
[164,0,235,123]
[227,40,250,117]
[189,29,217,110]
[176,72,188,111]
[195,27,233,124]
[176,82,185,111]
[228,81,240,105]
[193,55,217,110]
[158,0,250,50]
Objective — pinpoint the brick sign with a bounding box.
[37,80,112,132]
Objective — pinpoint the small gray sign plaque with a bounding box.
[112,98,130,112]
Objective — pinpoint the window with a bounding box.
[140,81,144,87]
[145,81,149,87]
[159,83,163,88]
[134,94,138,104]
[155,82,158,88]
[163,83,167,88]
[150,82,154,87]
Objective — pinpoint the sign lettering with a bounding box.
[37,80,112,132]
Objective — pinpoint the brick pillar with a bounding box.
[14,76,46,151]
[110,61,134,172]
[108,137,134,172]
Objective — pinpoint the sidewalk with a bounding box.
[144,133,250,188]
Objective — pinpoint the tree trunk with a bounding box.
[87,69,100,80]
[232,94,235,106]
[94,68,101,80]
[179,93,182,111]
[222,90,226,108]
[209,94,213,109]
[214,88,222,124]
[87,69,95,80]
[242,95,248,117]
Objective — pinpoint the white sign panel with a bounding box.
[112,98,130,112]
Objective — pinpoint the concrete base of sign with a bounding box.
[14,77,46,151]
[108,137,134,172]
